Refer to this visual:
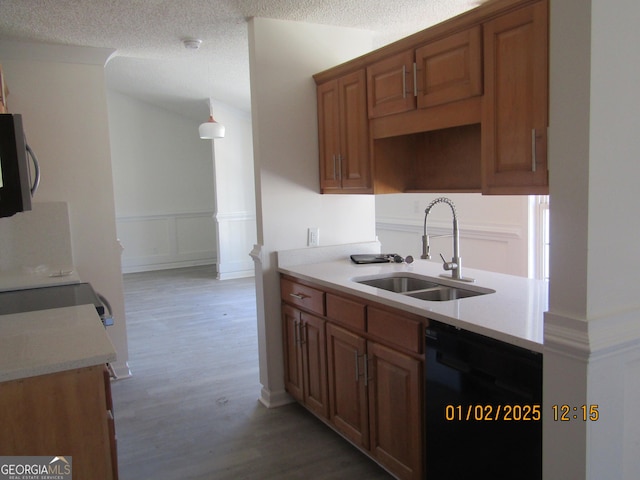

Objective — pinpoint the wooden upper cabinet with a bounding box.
[482,0,549,194]
[367,26,482,120]
[316,0,549,195]
[366,50,416,118]
[415,26,483,109]
[317,70,371,193]
[317,80,341,191]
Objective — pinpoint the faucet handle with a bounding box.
[439,253,458,272]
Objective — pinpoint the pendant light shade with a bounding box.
[199,116,225,139]
[199,99,225,139]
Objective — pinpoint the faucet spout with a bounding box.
[420,197,473,282]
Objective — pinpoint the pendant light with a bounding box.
[199,98,225,139]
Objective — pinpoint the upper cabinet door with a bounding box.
[317,80,342,191]
[367,50,416,118]
[482,0,549,194]
[415,26,483,109]
[338,70,371,191]
[317,70,371,193]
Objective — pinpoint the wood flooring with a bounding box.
[112,266,392,480]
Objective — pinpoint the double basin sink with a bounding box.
[353,273,495,302]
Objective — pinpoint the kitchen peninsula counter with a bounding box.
[278,256,547,352]
[0,304,116,382]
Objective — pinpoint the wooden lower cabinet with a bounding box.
[368,341,422,480]
[282,277,424,480]
[0,364,118,480]
[326,323,423,480]
[326,323,370,448]
[282,304,329,418]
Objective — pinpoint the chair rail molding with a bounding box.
[375,216,523,241]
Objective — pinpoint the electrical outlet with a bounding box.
[307,227,319,247]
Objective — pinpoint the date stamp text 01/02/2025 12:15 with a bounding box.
[443,404,600,422]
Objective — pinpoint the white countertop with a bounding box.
[0,304,117,382]
[278,258,548,352]
[0,266,80,292]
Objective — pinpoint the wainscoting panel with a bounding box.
[215,211,257,279]
[117,212,217,273]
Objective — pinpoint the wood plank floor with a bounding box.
[112,266,392,480]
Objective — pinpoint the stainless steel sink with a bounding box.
[406,286,484,301]
[353,274,494,302]
[357,276,439,293]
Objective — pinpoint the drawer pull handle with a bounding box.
[289,292,308,300]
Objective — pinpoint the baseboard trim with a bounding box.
[121,259,216,274]
[258,387,294,408]
[110,360,132,380]
[217,270,255,280]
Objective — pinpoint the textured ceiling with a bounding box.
[0,0,481,120]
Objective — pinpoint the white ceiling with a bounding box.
[0,0,481,120]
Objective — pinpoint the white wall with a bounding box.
[107,92,217,273]
[0,42,130,378]
[248,18,377,407]
[545,0,640,477]
[376,193,530,277]
[210,102,256,279]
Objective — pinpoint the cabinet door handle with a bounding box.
[531,128,537,172]
[289,292,307,300]
[413,62,418,97]
[363,353,369,387]
[300,323,307,345]
[337,154,343,181]
[294,320,300,345]
[402,64,407,99]
[355,352,369,384]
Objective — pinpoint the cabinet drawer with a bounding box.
[326,293,366,332]
[367,307,423,354]
[281,278,325,316]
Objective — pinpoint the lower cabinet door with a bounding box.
[282,304,304,402]
[326,323,369,448]
[301,312,329,418]
[368,341,423,480]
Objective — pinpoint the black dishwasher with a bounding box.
[425,320,542,480]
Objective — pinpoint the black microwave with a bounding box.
[0,113,39,218]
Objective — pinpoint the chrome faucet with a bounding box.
[421,197,474,282]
